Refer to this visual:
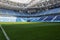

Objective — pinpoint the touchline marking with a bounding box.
[0,25,10,40]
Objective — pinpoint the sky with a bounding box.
[9,0,31,4]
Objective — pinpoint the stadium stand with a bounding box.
[0,7,60,22]
[0,0,60,22]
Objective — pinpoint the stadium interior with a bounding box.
[0,0,60,40]
[0,0,60,22]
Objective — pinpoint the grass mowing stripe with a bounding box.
[0,25,10,40]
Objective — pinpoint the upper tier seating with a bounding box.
[36,8,60,16]
[0,8,60,16]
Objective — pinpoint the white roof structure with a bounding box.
[9,0,32,4]
[0,0,59,10]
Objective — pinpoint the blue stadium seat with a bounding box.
[54,15,60,22]
[16,18,22,22]
[0,8,60,22]
[44,16,54,22]
[37,8,60,15]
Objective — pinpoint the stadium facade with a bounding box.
[0,0,60,22]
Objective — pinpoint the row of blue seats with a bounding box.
[36,8,60,16]
[16,15,60,22]
[0,15,60,22]
[0,8,60,16]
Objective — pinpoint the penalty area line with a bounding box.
[0,25,10,40]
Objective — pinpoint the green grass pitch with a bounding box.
[0,28,6,40]
[0,22,60,40]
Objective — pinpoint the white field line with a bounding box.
[0,25,10,40]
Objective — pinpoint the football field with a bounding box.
[0,22,60,40]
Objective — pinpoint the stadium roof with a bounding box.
[27,0,46,7]
[9,0,32,4]
[0,0,59,11]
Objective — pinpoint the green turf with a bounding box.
[0,22,60,40]
[0,28,6,40]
